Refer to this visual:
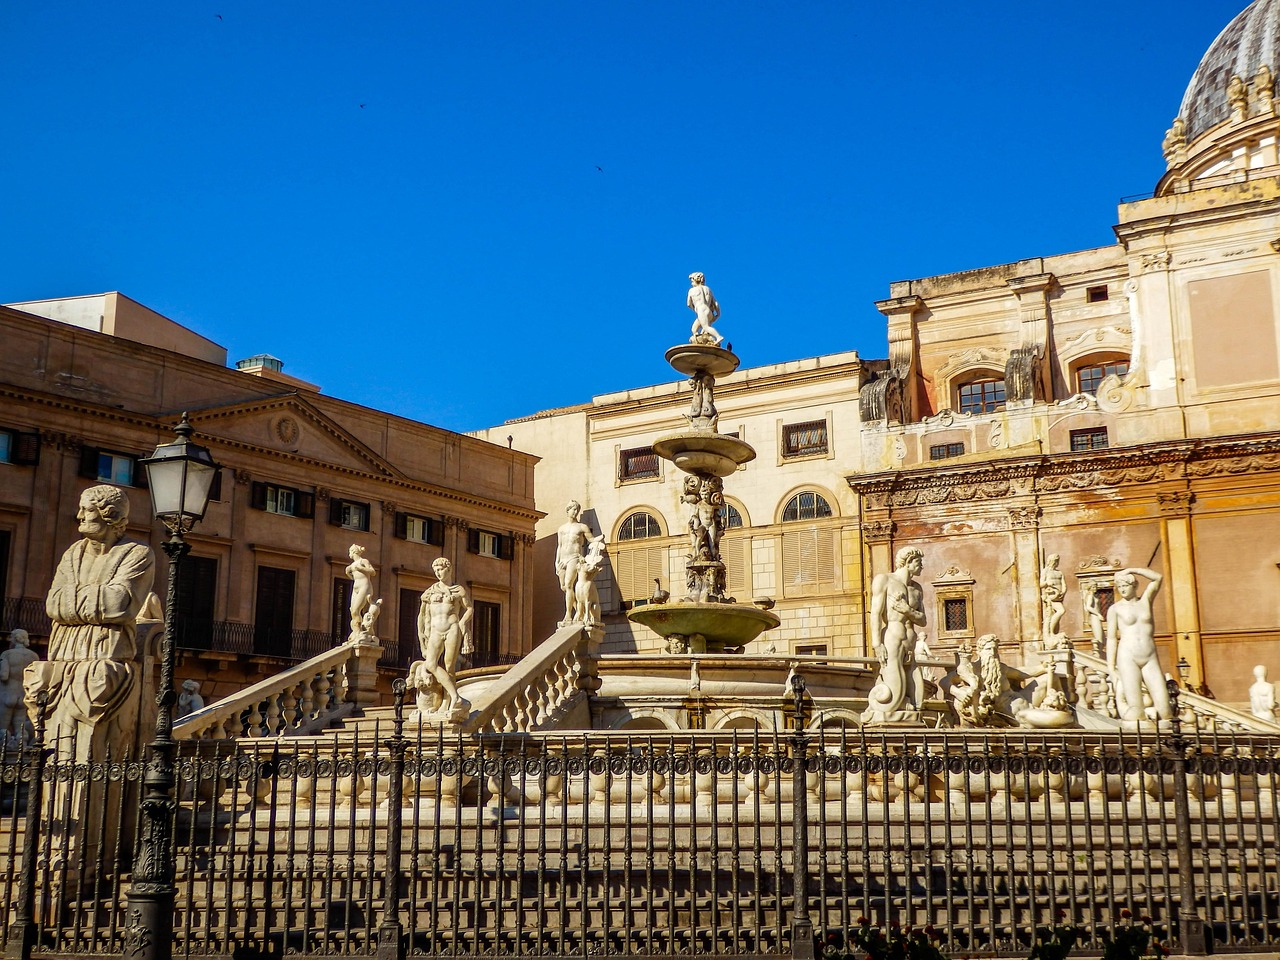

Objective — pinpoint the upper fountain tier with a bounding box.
[653,342,756,478]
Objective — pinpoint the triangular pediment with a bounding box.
[180,393,406,480]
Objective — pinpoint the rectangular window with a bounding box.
[331,576,353,643]
[619,446,659,481]
[957,380,1005,415]
[929,442,965,461]
[400,513,444,545]
[1076,361,1129,396]
[1070,427,1109,451]
[328,497,370,530]
[943,597,969,632]
[0,431,10,463]
[251,482,315,519]
[175,556,218,650]
[0,430,39,466]
[254,565,296,657]
[467,528,513,560]
[1086,285,1109,303]
[471,600,502,667]
[79,446,140,485]
[794,643,828,658]
[782,419,829,458]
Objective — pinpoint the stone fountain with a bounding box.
[627,273,781,654]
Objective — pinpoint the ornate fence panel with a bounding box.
[2,715,1280,959]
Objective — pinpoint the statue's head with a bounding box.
[1255,664,1268,682]
[349,544,365,559]
[181,679,201,694]
[1114,571,1138,598]
[1047,554,1060,567]
[8,628,29,649]
[78,485,130,541]
[977,634,999,659]
[565,500,581,520]
[894,547,924,574]
[432,557,452,581]
[688,271,706,285]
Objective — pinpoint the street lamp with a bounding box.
[1176,656,1192,686]
[126,413,219,960]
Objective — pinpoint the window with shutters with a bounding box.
[782,419,828,458]
[0,428,39,466]
[719,534,749,598]
[250,482,314,518]
[331,576,353,643]
[396,512,444,546]
[619,446,660,482]
[328,498,370,531]
[79,446,142,486]
[613,542,667,605]
[467,527,514,560]
[781,525,837,594]
[471,600,502,667]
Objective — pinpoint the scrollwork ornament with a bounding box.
[122,908,151,958]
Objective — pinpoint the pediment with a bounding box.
[183,394,404,479]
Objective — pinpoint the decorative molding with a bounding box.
[1156,490,1195,516]
[381,501,398,515]
[921,408,974,428]
[444,516,469,529]
[1007,506,1041,529]
[273,415,300,446]
[1054,393,1097,411]
[315,487,331,502]
[1077,555,1120,571]
[1140,250,1171,272]
[234,469,251,485]
[932,564,975,585]
[861,520,895,543]
[40,431,81,451]
[1186,452,1280,477]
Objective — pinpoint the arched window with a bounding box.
[1075,358,1129,396]
[957,378,1006,414]
[782,492,832,523]
[723,504,744,528]
[617,511,662,541]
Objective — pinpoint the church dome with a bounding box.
[1179,0,1280,141]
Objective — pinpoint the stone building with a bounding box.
[474,351,869,656]
[854,0,1280,703]
[0,294,539,700]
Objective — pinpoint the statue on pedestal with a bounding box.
[1250,665,1277,722]
[1106,567,1171,724]
[571,537,607,627]
[413,558,473,722]
[686,272,723,345]
[345,544,379,642]
[861,547,926,724]
[176,679,204,719]
[25,485,155,761]
[1039,554,1066,639]
[555,501,601,626]
[0,630,39,747]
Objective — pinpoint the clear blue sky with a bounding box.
[0,1,1245,432]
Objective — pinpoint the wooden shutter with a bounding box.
[615,544,666,602]
[498,534,514,560]
[329,497,344,526]
[394,512,408,539]
[782,527,837,594]
[466,528,480,554]
[208,468,223,502]
[132,456,148,488]
[428,518,445,546]
[720,534,748,599]
[79,446,100,479]
[295,490,315,519]
[12,432,40,465]
[250,481,268,511]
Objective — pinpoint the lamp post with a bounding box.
[125,413,219,960]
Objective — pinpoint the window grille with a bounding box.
[618,512,662,540]
[782,492,832,523]
[619,446,659,481]
[1070,427,1110,451]
[782,420,828,458]
[943,597,968,632]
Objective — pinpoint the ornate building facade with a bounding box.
[0,296,539,700]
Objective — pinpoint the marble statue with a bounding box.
[688,370,717,424]
[1039,554,1066,638]
[414,557,473,721]
[1250,665,1277,722]
[686,272,723,345]
[946,634,1065,727]
[555,500,600,626]
[1106,567,1171,724]
[1082,582,1106,657]
[861,547,926,724]
[0,630,39,746]
[25,484,155,761]
[345,544,377,641]
[176,679,204,719]
[687,476,724,561]
[360,598,383,641]
[689,660,701,693]
[572,536,607,627]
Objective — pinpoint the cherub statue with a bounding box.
[176,679,205,719]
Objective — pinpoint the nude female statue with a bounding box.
[345,544,376,639]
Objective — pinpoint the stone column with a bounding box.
[1158,491,1204,689]
[860,519,895,657]
[443,516,467,570]
[1007,505,1043,656]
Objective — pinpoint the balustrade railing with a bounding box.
[1,597,49,638]
[173,639,385,740]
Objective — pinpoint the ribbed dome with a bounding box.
[1180,0,1280,140]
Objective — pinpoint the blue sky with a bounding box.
[0,1,1246,432]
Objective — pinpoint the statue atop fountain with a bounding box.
[628,274,779,654]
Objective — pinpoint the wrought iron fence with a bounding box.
[1,596,50,638]
[2,698,1279,959]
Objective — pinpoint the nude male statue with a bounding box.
[1106,566,1171,723]
[861,547,926,722]
[1040,554,1066,637]
[555,501,600,624]
[0,629,39,745]
[686,272,723,345]
[417,557,473,718]
[1250,665,1277,722]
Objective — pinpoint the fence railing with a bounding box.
[2,686,1277,959]
[1,596,50,638]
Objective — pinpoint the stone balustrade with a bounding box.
[173,639,385,740]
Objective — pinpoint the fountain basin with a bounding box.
[628,601,780,652]
[665,343,740,378]
[652,431,756,478]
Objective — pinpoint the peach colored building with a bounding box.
[0,297,539,701]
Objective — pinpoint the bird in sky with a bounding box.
[595,165,603,172]
[215,13,222,20]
